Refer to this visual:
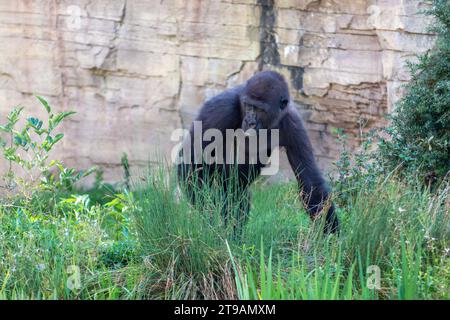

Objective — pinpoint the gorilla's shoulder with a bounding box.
[196,85,244,130]
[202,85,244,111]
[279,103,304,128]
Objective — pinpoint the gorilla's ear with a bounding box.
[280,98,289,110]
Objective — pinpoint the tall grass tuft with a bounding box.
[131,165,242,299]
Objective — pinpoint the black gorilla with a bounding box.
[177,70,339,234]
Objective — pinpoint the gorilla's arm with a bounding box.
[279,107,339,233]
[177,85,244,189]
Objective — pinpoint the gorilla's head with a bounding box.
[240,70,290,132]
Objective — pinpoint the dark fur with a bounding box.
[177,71,339,234]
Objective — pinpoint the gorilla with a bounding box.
[177,70,339,234]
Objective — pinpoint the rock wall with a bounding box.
[0,0,436,183]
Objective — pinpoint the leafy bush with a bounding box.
[0,96,94,198]
[331,128,384,207]
[0,98,143,299]
[99,240,138,269]
[378,0,450,183]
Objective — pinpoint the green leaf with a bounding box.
[27,117,43,131]
[82,167,96,177]
[56,163,65,172]
[52,133,64,145]
[13,135,26,147]
[36,96,51,113]
[49,111,76,132]
[5,107,24,129]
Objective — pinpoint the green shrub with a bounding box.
[378,0,450,183]
[0,96,94,199]
[98,240,138,269]
[0,98,143,299]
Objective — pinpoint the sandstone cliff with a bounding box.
[0,0,436,182]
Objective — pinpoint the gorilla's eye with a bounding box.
[280,98,288,109]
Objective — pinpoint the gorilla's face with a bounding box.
[240,71,289,133]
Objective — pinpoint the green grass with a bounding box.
[229,177,449,300]
[0,166,448,300]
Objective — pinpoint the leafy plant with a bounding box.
[330,128,383,208]
[378,0,450,184]
[104,192,135,241]
[121,152,131,190]
[0,96,94,196]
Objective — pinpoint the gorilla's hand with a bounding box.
[306,191,339,234]
[324,203,339,234]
